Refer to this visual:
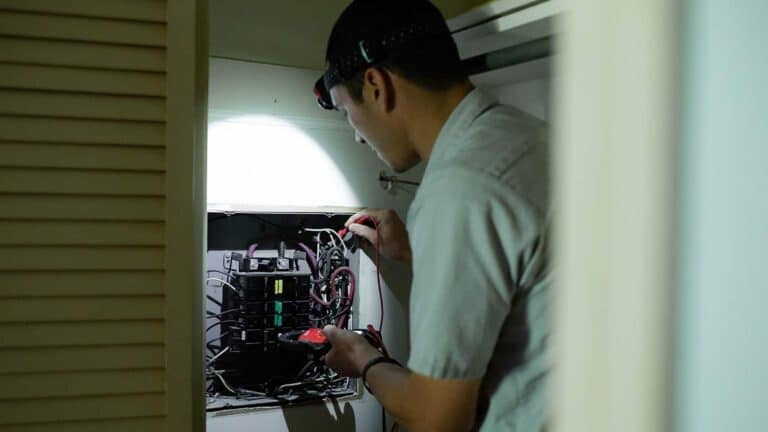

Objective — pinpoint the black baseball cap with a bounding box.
[313,0,453,110]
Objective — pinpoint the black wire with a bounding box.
[207,331,231,350]
[296,360,316,380]
[206,320,239,332]
[206,295,222,307]
[327,247,344,259]
[207,308,240,319]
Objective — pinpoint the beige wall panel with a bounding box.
[0,38,165,72]
[0,116,165,146]
[0,370,165,399]
[0,246,164,271]
[0,221,165,246]
[0,11,166,47]
[0,297,164,322]
[0,195,165,221]
[0,393,165,425]
[0,0,166,23]
[0,321,164,348]
[0,64,166,96]
[0,345,165,374]
[0,168,165,196]
[0,142,166,171]
[0,271,164,297]
[0,0,187,428]
[0,90,165,122]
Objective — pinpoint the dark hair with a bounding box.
[324,0,467,102]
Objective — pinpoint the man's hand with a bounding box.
[324,326,480,432]
[322,325,382,377]
[345,208,412,262]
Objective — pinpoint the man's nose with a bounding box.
[355,130,367,145]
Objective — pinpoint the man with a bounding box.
[314,1,551,431]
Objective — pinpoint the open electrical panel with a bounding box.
[205,212,363,411]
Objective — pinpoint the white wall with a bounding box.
[207,58,424,217]
[674,1,768,431]
[470,59,552,121]
[206,58,417,432]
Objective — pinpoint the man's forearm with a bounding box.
[365,362,418,427]
[322,326,477,430]
[365,362,480,432]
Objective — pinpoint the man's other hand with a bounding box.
[345,208,412,262]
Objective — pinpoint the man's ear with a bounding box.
[363,67,396,113]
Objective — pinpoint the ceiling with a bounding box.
[209,0,490,70]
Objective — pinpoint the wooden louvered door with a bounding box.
[0,1,207,431]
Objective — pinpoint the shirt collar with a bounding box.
[427,88,498,168]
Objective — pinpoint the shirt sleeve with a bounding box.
[406,168,541,380]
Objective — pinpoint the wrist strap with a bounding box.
[362,356,402,394]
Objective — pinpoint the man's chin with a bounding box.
[379,152,418,173]
[388,160,417,174]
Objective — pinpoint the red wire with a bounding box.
[330,266,356,329]
[372,219,384,333]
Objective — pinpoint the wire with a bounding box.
[329,267,355,328]
[206,278,240,296]
[206,294,222,307]
[278,381,309,391]
[305,228,348,255]
[206,320,238,332]
[246,242,260,258]
[206,346,230,367]
[207,331,232,349]
[366,324,390,358]
[371,218,385,333]
[310,292,330,307]
[207,308,240,319]
[211,370,239,394]
[296,360,316,380]
[309,297,353,323]
[328,230,347,253]
[305,228,336,246]
[298,242,319,277]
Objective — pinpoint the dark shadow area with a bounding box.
[281,398,357,432]
[207,213,352,251]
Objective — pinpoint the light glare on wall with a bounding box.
[207,115,359,211]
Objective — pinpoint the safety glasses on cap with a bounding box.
[313,77,334,110]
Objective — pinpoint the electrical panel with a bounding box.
[205,213,359,411]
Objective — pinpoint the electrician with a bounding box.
[315,1,551,431]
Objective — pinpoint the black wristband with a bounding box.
[362,356,402,394]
